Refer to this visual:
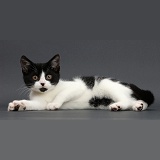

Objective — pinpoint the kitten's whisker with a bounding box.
[16,84,26,91]
[18,87,31,97]
[21,89,30,97]
[17,84,32,98]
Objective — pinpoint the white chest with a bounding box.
[30,90,57,103]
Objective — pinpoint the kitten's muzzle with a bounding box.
[39,88,48,92]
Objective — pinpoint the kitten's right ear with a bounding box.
[20,56,32,73]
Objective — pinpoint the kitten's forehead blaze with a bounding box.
[39,71,46,83]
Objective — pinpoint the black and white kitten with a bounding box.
[8,54,154,111]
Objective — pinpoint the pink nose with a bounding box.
[41,83,45,86]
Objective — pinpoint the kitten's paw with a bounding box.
[46,103,61,111]
[109,103,122,112]
[8,100,26,111]
[132,100,148,111]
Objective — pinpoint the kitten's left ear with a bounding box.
[20,55,32,73]
[49,54,60,72]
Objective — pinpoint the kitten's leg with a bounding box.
[132,100,148,111]
[46,89,84,110]
[8,100,47,111]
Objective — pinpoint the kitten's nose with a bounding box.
[41,83,45,86]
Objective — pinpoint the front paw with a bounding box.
[46,103,61,111]
[109,103,122,112]
[8,100,26,111]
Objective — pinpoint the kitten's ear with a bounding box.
[20,56,32,73]
[49,54,60,72]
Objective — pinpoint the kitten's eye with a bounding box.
[46,75,52,80]
[32,75,38,81]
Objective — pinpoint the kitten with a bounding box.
[8,54,154,112]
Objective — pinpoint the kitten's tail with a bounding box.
[141,90,155,106]
[130,84,155,106]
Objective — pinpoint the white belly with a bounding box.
[61,91,92,110]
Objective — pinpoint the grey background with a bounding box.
[0,40,160,119]
[0,2,160,160]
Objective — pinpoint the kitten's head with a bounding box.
[20,54,60,93]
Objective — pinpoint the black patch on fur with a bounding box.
[81,76,95,89]
[89,97,113,108]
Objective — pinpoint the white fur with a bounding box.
[8,77,148,111]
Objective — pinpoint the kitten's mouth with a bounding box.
[39,88,48,92]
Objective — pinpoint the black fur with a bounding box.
[89,97,113,108]
[81,76,95,89]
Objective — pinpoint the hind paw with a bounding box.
[109,103,122,112]
[132,101,148,111]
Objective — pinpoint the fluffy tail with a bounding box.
[141,90,155,106]
[130,84,155,106]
